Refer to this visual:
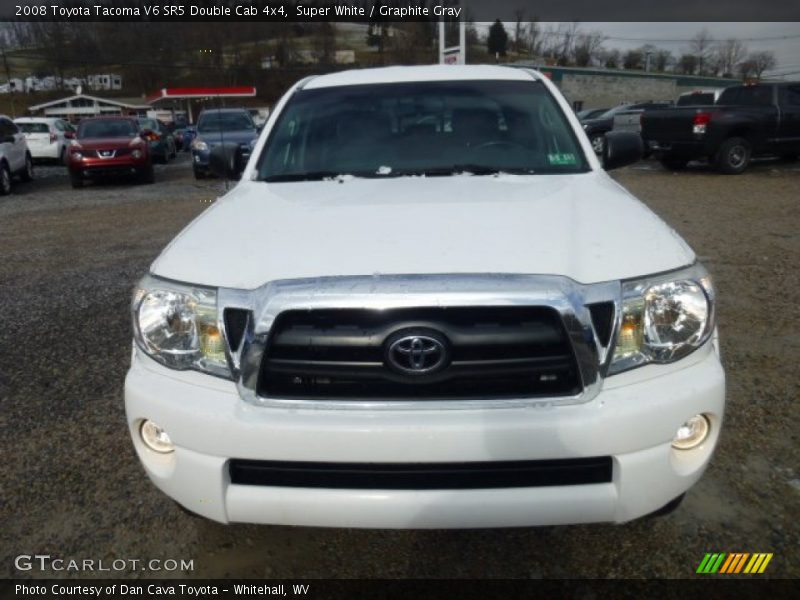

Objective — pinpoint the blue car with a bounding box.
[191,109,259,179]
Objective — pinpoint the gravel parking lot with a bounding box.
[1,154,798,579]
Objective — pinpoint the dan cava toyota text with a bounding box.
[125,65,725,528]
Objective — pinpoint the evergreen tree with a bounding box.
[487,19,508,57]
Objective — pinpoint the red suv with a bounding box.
[68,117,154,188]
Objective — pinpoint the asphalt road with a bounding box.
[1,154,798,579]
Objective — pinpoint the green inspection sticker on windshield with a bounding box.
[547,153,578,166]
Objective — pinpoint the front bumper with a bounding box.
[70,155,149,178]
[125,342,725,528]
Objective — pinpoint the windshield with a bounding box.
[78,119,138,139]
[17,122,50,134]
[596,105,633,119]
[257,80,589,182]
[677,93,716,106]
[197,111,255,133]
[139,118,158,130]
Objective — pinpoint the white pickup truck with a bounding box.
[125,65,724,528]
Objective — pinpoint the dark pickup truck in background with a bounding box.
[642,82,800,174]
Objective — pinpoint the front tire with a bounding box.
[69,171,84,189]
[193,168,206,180]
[715,137,751,174]
[0,163,11,195]
[20,154,34,182]
[139,164,155,184]
[590,133,605,155]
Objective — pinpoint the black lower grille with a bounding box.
[229,457,613,489]
[258,307,582,400]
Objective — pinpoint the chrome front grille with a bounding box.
[221,274,620,409]
[258,306,582,400]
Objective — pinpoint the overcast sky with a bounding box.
[481,22,800,77]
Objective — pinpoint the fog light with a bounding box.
[672,414,710,450]
[140,420,174,453]
[132,149,142,159]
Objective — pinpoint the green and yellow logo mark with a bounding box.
[696,552,773,574]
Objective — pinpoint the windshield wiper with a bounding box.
[403,165,535,176]
[263,171,349,182]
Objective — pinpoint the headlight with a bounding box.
[191,139,208,152]
[132,275,230,378]
[609,264,716,374]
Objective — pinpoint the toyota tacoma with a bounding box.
[126,66,725,528]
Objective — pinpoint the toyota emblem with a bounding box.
[386,331,449,375]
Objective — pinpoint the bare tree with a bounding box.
[310,23,337,66]
[623,49,644,70]
[678,54,698,75]
[513,9,525,54]
[573,32,605,67]
[526,19,541,57]
[747,51,777,79]
[690,28,714,75]
[713,38,748,78]
[654,49,672,72]
[556,22,580,65]
[601,48,621,69]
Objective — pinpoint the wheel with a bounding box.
[139,165,155,184]
[69,171,84,189]
[0,163,11,195]
[193,168,206,180]
[660,157,689,171]
[590,133,605,155]
[20,154,33,182]
[59,147,66,166]
[715,137,751,174]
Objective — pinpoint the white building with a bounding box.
[28,94,150,121]
[86,74,123,91]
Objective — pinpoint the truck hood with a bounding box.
[196,129,257,146]
[151,172,694,289]
[76,136,137,150]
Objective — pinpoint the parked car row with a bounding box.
[14,117,75,164]
[578,82,800,174]
[643,82,800,174]
[189,108,261,179]
[0,115,33,195]
[67,117,156,188]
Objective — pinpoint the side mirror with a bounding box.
[602,131,643,170]
[209,143,246,179]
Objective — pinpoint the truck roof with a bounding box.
[303,65,539,90]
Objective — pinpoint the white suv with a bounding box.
[125,66,725,528]
[0,115,34,195]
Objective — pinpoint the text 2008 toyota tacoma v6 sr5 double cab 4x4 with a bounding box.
[125,66,725,528]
